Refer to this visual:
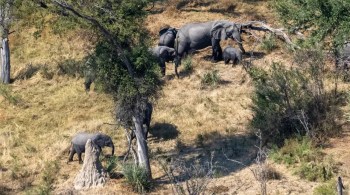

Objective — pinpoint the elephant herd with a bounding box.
[152,20,245,77]
[73,20,245,164]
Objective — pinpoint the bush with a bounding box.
[260,34,277,53]
[270,137,337,182]
[270,137,321,165]
[122,164,151,193]
[201,70,220,88]
[249,49,342,145]
[296,160,336,182]
[313,181,337,195]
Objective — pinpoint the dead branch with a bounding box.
[241,21,300,50]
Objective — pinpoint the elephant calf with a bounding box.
[130,102,153,140]
[223,46,242,66]
[68,132,114,164]
[151,46,176,76]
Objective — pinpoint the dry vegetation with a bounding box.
[0,0,349,194]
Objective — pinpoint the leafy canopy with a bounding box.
[49,0,161,121]
[273,0,350,48]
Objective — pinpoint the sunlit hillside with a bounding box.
[0,1,349,194]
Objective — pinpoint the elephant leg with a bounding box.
[174,56,181,78]
[217,46,223,61]
[224,58,230,64]
[77,153,83,164]
[160,59,166,76]
[68,147,76,163]
[211,39,221,62]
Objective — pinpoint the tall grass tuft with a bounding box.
[201,70,220,88]
[122,164,151,193]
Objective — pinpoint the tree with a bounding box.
[273,0,350,49]
[0,0,13,84]
[47,0,160,179]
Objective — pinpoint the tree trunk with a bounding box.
[74,139,106,190]
[132,115,152,179]
[0,37,10,84]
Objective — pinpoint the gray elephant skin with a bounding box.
[159,27,177,48]
[68,132,114,164]
[151,46,176,76]
[132,102,153,140]
[174,20,245,77]
[223,46,242,66]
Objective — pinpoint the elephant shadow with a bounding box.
[149,123,180,140]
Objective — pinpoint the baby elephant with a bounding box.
[223,46,242,66]
[151,46,176,76]
[68,132,114,164]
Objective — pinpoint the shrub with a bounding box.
[122,164,151,193]
[101,156,118,174]
[270,137,321,165]
[313,181,337,195]
[260,34,277,53]
[296,160,336,182]
[249,49,342,145]
[201,70,220,88]
[270,137,338,182]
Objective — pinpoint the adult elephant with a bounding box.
[158,26,177,48]
[151,46,176,76]
[174,20,245,77]
[68,132,114,164]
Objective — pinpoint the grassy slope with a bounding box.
[0,0,348,194]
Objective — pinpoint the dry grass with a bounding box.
[1,0,349,194]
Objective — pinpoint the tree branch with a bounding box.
[52,0,135,77]
[241,21,300,50]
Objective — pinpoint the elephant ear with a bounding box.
[92,133,104,147]
[211,22,227,40]
[159,27,170,36]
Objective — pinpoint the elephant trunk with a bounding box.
[233,35,245,54]
[111,143,115,156]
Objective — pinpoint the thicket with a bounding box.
[273,0,350,49]
[249,49,342,145]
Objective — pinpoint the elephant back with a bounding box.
[72,132,95,146]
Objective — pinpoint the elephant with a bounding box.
[151,46,176,76]
[68,132,114,164]
[223,46,242,66]
[159,26,177,48]
[174,20,245,77]
[128,102,153,141]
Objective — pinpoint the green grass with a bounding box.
[260,34,277,53]
[201,70,220,88]
[122,164,152,193]
[270,137,338,182]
